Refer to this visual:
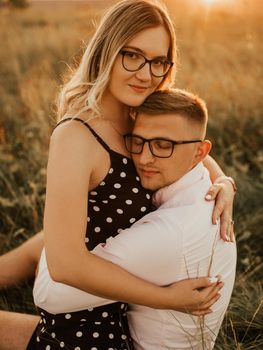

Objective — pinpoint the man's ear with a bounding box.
[193,140,212,165]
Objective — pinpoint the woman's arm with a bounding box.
[203,155,236,242]
[44,122,222,314]
[203,154,224,182]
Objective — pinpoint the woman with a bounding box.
[0,1,235,349]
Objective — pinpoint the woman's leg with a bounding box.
[0,231,44,289]
[0,311,39,350]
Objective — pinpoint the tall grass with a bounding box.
[0,1,262,348]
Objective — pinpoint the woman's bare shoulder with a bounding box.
[50,117,104,155]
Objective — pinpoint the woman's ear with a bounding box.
[194,140,212,164]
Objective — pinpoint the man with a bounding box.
[34,88,236,349]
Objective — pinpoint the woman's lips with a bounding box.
[129,84,148,93]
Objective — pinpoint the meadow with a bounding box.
[0,0,262,348]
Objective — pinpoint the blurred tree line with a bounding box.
[0,0,29,8]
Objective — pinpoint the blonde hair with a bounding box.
[57,0,176,120]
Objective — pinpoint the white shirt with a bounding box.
[33,163,236,349]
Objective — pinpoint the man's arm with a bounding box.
[34,211,182,314]
[93,213,182,285]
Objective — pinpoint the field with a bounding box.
[0,0,262,348]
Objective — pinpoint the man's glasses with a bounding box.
[119,50,173,78]
[124,134,202,159]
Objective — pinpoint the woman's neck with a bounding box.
[101,91,133,134]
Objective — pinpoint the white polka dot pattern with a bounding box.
[114,183,121,189]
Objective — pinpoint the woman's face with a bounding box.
[107,26,170,108]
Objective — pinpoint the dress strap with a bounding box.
[54,117,111,152]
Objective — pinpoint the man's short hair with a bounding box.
[134,88,208,130]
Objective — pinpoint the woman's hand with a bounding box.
[167,277,223,316]
[205,176,236,242]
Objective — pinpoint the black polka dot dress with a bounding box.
[27,118,153,350]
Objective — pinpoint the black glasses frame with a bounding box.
[123,134,202,158]
[119,50,174,78]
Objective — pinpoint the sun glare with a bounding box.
[200,0,236,6]
[202,0,217,4]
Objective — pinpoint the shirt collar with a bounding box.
[153,162,210,207]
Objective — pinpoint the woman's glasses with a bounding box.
[119,50,173,78]
[124,134,202,158]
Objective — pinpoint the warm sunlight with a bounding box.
[200,0,237,6]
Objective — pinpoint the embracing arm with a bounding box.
[203,155,236,242]
[36,212,222,314]
[203,155,224,182]
[44,122,221,313]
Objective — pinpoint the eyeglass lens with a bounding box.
[125,135,174,158]
[121,51,172,77]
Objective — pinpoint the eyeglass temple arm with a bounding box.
[175,140,203,145]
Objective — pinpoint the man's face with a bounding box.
[132,113,204,191]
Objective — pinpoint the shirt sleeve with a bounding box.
[33,210,183,314]
[92,210,183,286]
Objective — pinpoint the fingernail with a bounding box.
[209,277,218,284]
[225,235,230,242]
[205,194,212,200]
